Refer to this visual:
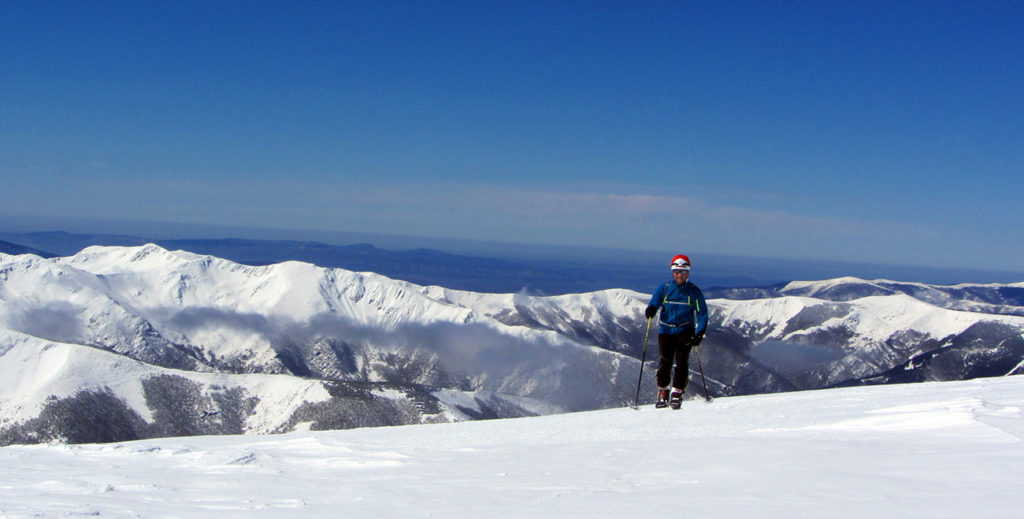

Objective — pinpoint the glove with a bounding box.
[690,330,705,347]
[644,305,658,319]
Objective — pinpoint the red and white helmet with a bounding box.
[670,254,691,271]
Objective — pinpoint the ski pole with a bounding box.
[696,345,712,403]
[632,317,653,409]
[693,308,712,403]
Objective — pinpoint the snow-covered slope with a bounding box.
[0,245,647,443]
[710,278,1024,389]
[2,246,1023,445]
[719,276,1024,315]
[1,376,1021,518]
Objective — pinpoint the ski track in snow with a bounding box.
[1,376,1022,519]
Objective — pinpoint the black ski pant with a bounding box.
[656,332,694,391]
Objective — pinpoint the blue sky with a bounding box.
[3,1,1022,272]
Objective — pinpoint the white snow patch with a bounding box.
[1,376,1022,518]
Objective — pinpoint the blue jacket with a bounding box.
[648,281,708,336]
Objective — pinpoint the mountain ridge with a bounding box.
[5,230,1023,292]
[2,244,1022,445]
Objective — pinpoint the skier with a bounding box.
[644,254,709,409]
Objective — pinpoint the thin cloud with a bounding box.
[21,173,1001,269]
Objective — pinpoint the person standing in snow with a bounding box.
[644,254,709,409]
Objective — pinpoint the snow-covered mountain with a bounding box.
[2,376,1022,518]
[0,245,644,444]
[712,277,1024,316]
[1,245,1022,444]
[709,278,1024,390]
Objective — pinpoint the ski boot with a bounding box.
[655,388,670,409]
[669,389,684,410]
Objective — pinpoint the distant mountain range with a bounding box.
[5,230,1021,294]
[0,231,683,294]
[0,239,54,258]
[1,244,1022,445]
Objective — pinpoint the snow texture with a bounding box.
[1,376,1022,518]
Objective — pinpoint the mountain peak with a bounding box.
[2,245,1023,446]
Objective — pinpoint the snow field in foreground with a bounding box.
[1,376,1022,518]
